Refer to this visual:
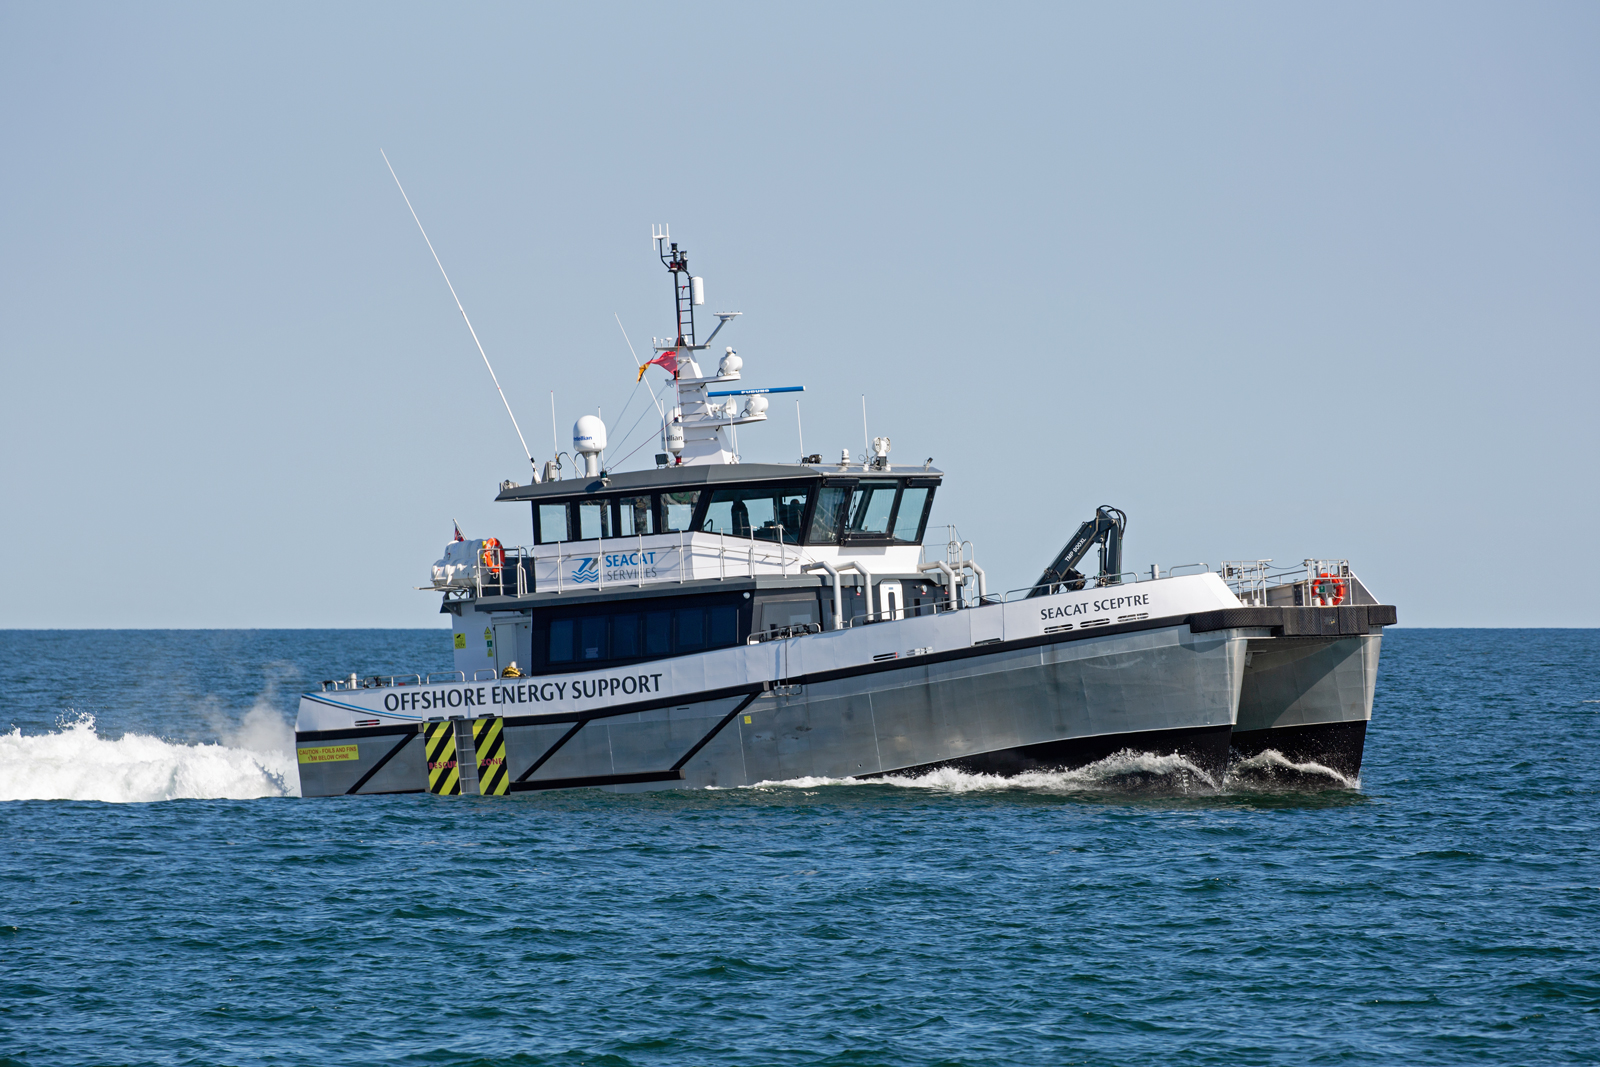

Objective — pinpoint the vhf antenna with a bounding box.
[383,150,536,476]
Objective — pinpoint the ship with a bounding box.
[294,225,1396,797]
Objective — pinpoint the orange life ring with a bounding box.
[481,537,504,574]
[1311,571,1346,606]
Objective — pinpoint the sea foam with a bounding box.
[745,746,1359,795]
[0,709,300,803]
[746,748,1223,795]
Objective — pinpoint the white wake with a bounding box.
[0,709,301,803]
[1225,748,1358,790]
[743,746,1360,796]
[745,749,1222,795]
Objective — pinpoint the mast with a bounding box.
[657,229,697,349]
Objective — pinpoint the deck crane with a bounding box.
[1027,506,1127,597]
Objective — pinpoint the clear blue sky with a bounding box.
[2,3,1595,627]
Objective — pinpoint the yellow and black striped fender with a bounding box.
[423,720,461,795]
[474,716,509,796]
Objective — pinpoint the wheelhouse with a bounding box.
[508,466,939,549]
[459,463,948,677]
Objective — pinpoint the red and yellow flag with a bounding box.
[636,350,679,381]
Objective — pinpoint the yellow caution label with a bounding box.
[424,720,461,795]
[298,744,359,764]
[453,633,467,649]
[473,716,509,796]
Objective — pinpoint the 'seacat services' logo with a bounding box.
[571,557,599,584]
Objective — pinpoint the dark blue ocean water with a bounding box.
[2,628,1598,1066]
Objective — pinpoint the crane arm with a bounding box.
[1027,506,1127,598]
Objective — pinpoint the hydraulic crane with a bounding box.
[1027,506,1127,597]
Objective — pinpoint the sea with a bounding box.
[1,628,1597,1066]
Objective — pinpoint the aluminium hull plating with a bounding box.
[296,626,1250,797]
[1231,633,1383,779]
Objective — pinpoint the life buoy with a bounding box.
[481,537,504,574]
[1312,571,1346,606]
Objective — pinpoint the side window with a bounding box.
[618,496,653,536]
[891,487,932,543]
[580,617,607,661]
[709,605,737,647]
[698,498,737,537]
[575,500,611,540]
[773,489,808,544]
[848,480,899,537]
[645,611,672,655]
[548,619,574,663]
[612,613,640,658]
[807,486,850,545]
[661,492,699,533]
[535,503,569,544]
[697,485,809,544]
[676,608,706,652]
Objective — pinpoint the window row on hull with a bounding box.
[504,578,950,676]
[519,593,749,674]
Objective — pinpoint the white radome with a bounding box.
[574,415,607,455]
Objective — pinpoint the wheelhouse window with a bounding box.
[534,503,570,544]
[696,485,809,544]
[661,491,699,533]
[847,480,898,536]
[892,486,933,543]
[618,496,653,536]
[807,485,851,545]
[575,499,612,540]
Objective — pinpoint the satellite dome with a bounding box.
[573,415,607,455]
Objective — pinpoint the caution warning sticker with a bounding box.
[298,744,360,764]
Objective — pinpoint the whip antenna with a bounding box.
[381,150,534,471]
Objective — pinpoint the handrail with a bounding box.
[475,530,912,600]
[425,671,466,684]
[1000,570,1160,602]
[747,622,822,643]
[1223,558,1357,607]
[845,600,942,627]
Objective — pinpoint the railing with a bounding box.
[1000,563,1213,603]
[432,548,531,601]
[845,600,945,628]
[747,623,822,643]
[320,673,426,692]
[1221,559,1355,607]
[471,528,832,597]
[920,524,983,609]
